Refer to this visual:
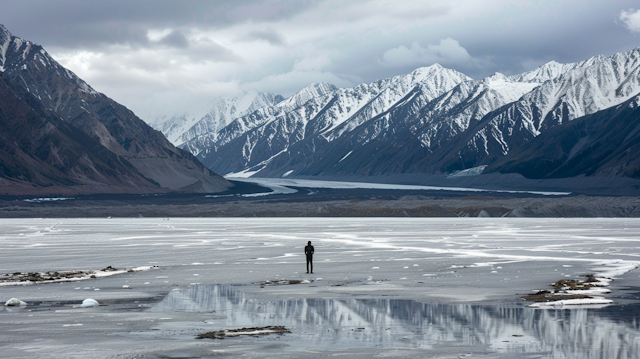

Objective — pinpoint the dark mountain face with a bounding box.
[0,74,162,195]
[487,95,640,179]
[0,24,231,194]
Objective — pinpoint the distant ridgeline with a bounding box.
[0,24,231,196]
[154,47,640,187]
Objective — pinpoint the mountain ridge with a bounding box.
[0,23,232,195]
[154,46,640,184]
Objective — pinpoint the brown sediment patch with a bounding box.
[584,274,599,283]
[254,279,312,287]
[0,265,152,285]
[522,290,592,303]
[196,326,291,340]
[552,274,606,291]
[522,274,612,303]
[0,270,93,283]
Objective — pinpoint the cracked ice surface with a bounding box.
[0,218,639,358]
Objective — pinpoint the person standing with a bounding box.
[305,241,314,274]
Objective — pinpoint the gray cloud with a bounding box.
[0,0,317,49]
[1,0,639,119]
[243,29,288,46]
[158,30,190,48]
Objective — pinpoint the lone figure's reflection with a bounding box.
[305,241,314,274]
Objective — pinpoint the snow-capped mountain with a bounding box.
[182,65,471,175]
[170,47,640,181]
[488,94,640,179]
[507,56,605,83]
[180,82,339,158]
[442,48,640,173]
[0,23,231,194]
[150,91,284,146]
[267,71,543,177]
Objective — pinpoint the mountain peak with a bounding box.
[304,82,338,93]
[0,23,10,39]
[424,63,444,70]
[483,72,509,82]
[410,63,452,76]
[279,82,337,108]
[509,60,571,83]
[404,64,471,88]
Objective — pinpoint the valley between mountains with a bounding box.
[2,21,640,203]
[153,45,640,196]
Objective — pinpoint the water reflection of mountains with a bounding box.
[151,284,640,358]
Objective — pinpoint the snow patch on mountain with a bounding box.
[447,165,487,178]
[482,73,540,103]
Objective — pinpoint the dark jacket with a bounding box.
[305,245,314,259]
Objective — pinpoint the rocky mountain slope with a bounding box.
[0,24,231,194]
[0,73,161,195]
[487,94,640,178]
[164,47,640,182]
[439,49,640,174]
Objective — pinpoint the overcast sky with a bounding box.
[2,0,640,121]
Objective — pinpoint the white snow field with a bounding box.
[1,218,640,358]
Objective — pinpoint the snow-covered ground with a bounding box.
[0,218,639,358]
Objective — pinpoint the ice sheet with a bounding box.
[0,218,639,358]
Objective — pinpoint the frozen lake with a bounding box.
[1,218,639,358]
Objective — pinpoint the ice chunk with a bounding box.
[79,298,99,308]
[527,297,613,308]
[5,298,27,306]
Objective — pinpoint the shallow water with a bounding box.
[152,284,640,358]
[2,218,640,358]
